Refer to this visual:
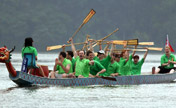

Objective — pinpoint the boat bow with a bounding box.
[0,46,17,77]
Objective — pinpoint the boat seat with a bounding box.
[24,53,38,69]
[21,53,38,73]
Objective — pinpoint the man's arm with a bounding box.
[169,56,176,64]
[161,56,170,66]
[132,45,137,57]
[89,60,94,65]
[96,69,106,76]
[98,41,102,50]
[60,64,71,74]
[55,59,71,74]
[170,61,176,64]
[53,58,59,71]
[62,44,66,52]
[53,64,57,72]
[89,39,94,52]
[70,38,78,58]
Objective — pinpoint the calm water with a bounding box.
[0,53,176,108]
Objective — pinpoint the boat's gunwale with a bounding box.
[9,71,176,87]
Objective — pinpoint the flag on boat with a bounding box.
[165,34,175,52]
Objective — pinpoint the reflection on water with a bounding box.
[0,53,176,108]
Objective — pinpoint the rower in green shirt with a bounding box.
[92,43,113,76]
[50,51,73,78]
[70,38,94,78]
[66,51,76,72]
[119,47,136,76]
[154,46,176,74]
[131,48,148,75]
[104,53,120,77]
[95,44,120,77]
[88,40,112,72]
[86,50,106,77]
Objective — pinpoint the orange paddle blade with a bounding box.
[83,9,96,24]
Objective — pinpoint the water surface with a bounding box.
[0,53,176,108]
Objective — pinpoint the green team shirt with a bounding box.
[90,60,105,75]
[93,55,111,70]
[56,58,73,74]
[161,53,176,69]
[131,58,144,75]
[119,54,133,76]
[75,56,90,77]
[21,46,38,58]
[104,61,120,77]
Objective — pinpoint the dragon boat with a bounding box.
[0,46,176,87]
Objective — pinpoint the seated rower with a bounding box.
[92,42,112,76]
[103,44,120,77]
[105,52,120,77]
[119,47,136,76]
[154,46,176,74]
[50,51,74,78]
[86,50,106,77]
[66,51,76,72]
[70,38,94,78]
[114,53,121,63]
[131,48,149,75]
[61,45,76,72]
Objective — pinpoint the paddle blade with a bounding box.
[46,45,62,51]
[127,39,138,45]
[83,9,96,24]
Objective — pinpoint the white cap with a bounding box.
[98,50,105,54]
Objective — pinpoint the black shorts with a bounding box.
[158,66,175,74]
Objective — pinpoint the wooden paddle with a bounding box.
[82,35,90,50]
[92,28,119,47]
[127,46,163,51]
[67,9,96,43]
[147,47,162,51]
[113,40,154,46]
[90,39,138,47]
[47,42,85,51]
[137,42,154,45]
[113,49,147,52]
[113,48,162,52]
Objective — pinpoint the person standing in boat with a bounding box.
[154,46,176,74]
[70,38,94,78]
[50,51,73,78]
[86,50,106,77]
[22,37,46,77]
[131,48,149,75]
